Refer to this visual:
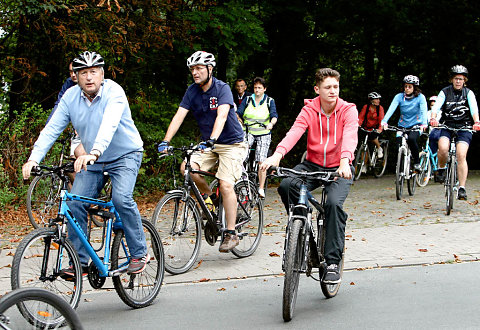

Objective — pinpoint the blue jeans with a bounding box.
[67,151,146,266]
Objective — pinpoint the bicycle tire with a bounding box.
[373,141,388,178]
[446,158,456,215]
[151,191,201,275]
[0,287,83,329]
[111,219,164,308]
[26,173,63,229]
[231,180,264,258]
[416,151,431,187]
[407,166,416,196]
[395,149,406,200]
[282,219,304,322]
[353,146,366,181]
[11,228,83,314]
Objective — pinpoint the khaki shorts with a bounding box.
[190,142,247,185]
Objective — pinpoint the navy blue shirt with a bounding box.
[180,77,244,144]
[47,77,76,123]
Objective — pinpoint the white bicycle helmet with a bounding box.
[429,95,437,101]
[186,51,216,68]
[368,92,381,99]
[403,75,420,86]
[72,51,105,72]
[451,65,468,77]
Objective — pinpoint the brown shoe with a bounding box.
[219,233,239,252]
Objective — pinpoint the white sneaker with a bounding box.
[377,147,383,158]
[258,188,265,198]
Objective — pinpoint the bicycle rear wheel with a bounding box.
[373,141,388,178]
[395,149,406,200]
[151,191,201,274]
[26,173,63,228]
[282,219,304,322]
[353,146,366,181]
[11,228,83,314]
[0,288,83,329]
[231,180,263,258]
[416,151,431,187]
[111,219,164,308]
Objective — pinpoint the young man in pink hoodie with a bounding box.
[261,68,358,284]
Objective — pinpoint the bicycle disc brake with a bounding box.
[88,261,106,289]
[204,221,218,246]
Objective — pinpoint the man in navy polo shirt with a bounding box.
[158,51,247,252]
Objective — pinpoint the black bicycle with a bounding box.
[353,127,389,180]
[269,167,342,322]
[152,144,263,274]
[0,288,83,329]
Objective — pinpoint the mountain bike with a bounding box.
[437,125,475,215]
[11,162,164,321]
[353,127,389,180]
[26,137,111,229]
[387,126,420,200]
[269,167,342,322]
[416,132,438,187]
[152,144,263,275]
[0,288,83,329]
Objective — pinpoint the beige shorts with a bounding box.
[190,142,247,185]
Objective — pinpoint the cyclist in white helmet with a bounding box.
[430,65,480,200]
[158,51,247,252]
[358,92,385,158]
[23,51,149,275]
[382,75,428,172]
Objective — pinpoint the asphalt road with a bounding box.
[76,261,480,329]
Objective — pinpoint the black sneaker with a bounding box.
[59,265,88,281]
[436,168,446,183]
[458,187,467,200]
[323,264,341,284]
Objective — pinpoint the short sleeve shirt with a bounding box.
[180,77,244,144]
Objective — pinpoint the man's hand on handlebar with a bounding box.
[260,152,282,172]
[22,160,39,180]
[337,158,352,180]
[381,122,388,130]
[429,118,439,127]
[74,154,97,173]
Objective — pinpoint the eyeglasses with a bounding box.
[453,77,465,81]
[189,66,207,73]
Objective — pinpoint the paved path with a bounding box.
[0,173,479,294]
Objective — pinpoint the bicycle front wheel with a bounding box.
[282,219,304,322]
[231,180,264,258]
[11,228,83,315]
[353,147,366,181]
[445,159,456,215]
[111,219,164,308]
[26,173,63,228]
[416,151,431,187]
[373,141,388,178]
[407,166,417,196]
[151,191,201,274]
[395,149,406,200]
[0,288,83,329]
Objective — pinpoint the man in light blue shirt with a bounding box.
[22,51,149,275]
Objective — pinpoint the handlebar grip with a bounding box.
[31,166,42,176]
[267,166,277,175]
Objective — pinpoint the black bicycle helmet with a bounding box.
[451,65,468,77]
[72,51,105,73]
[403,75,420,86]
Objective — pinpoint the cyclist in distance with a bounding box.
[22,51,149,275]
[357,92,385,158]
[382,75,428,172]
[260,68,358,284]
[429,65,480,200]
[427,95,441,155]
[237,77,278,198]
[158,51,247,252]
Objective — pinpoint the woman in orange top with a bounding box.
[358,92,385,158]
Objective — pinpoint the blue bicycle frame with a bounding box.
[58,190,127,277]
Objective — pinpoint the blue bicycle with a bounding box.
[416,132,439,187]
[11,162,164,326]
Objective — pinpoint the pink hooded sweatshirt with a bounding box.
[276,96,358,168]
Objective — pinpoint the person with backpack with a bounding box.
[237,77,278,198]
[358,92,385,158]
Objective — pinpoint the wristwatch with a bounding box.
[90,149,101,160]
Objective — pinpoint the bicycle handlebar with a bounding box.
[431,124,475,133]
[359,127,381,133]
[31,162,75,176]
[268,166,339,182]
[386,125,422,132]
[244,121,267,128]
